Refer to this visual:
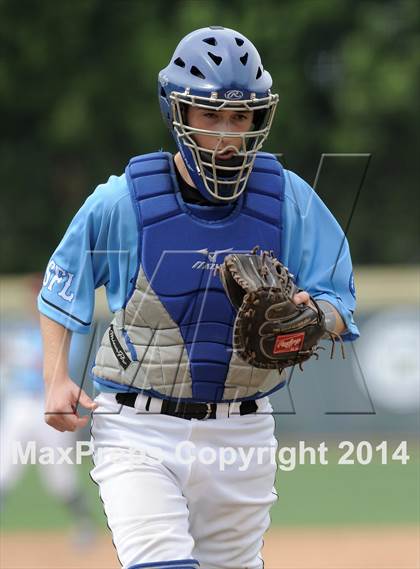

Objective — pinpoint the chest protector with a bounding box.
[92,151,286,402]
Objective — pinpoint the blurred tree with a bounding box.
[0,0,418,272]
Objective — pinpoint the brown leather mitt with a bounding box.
[219,249,327,370]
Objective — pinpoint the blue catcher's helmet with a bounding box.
[159,26,278,202]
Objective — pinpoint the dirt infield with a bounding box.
[1,526,419,569]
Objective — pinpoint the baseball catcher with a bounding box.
[39,25,358,569]
[219,247,344,371]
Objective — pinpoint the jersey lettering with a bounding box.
[43,260,75,303]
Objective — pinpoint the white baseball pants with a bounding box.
[90,393,278,569]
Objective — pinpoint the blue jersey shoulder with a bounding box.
[38,173,136,334]
[283,170,316,214]
[87,173,131,217]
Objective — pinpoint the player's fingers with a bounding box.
[45,400,88,432]
[77,389,98,411]
[79,414,91,426]
[45,412,75,432]
[44,414,65,432]
[63,413,87,431]
[293,291,310,305]
[54,413,88,432]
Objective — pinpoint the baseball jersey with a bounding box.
[38,162,359,391]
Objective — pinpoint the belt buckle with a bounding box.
[202,403,214,420]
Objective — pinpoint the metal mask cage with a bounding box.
[170,91,279,201]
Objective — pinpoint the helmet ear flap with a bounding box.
[158,83,172,128]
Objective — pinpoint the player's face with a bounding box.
[187,107,254,159]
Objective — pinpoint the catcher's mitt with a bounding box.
[219,248,330,370]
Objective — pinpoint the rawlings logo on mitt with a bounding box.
[219,248,328,371]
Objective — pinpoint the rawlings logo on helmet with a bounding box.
[224,90,244,100]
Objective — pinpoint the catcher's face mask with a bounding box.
[158,26,278,203]
[171,92,278,202]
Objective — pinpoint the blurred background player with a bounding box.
[0,274,96,548]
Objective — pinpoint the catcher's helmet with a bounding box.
[158,26,278,202]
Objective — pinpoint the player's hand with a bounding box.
[293,290,316,309]
[44,376,97,432]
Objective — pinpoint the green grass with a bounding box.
[270,447,420,526]
[0,462,104,531]
[1,445,418,531]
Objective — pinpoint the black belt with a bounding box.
[115,393,258,420]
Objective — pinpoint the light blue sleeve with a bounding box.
[38,174,138,334]
[281,170,359,341]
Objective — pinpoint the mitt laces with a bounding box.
[251,245,292,292]
[288,333,345,372]
[325,330,346,360]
